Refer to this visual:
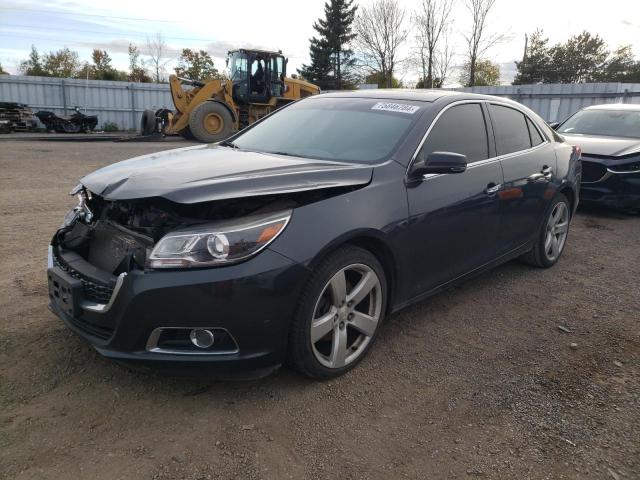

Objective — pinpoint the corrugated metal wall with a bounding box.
[0,75,173,131]
[457,83,640,122]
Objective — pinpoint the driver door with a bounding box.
[404,102,504,299]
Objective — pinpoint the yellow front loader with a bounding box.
[141,49,320,143]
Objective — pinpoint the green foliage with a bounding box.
[102,121,120,132]
[514,30,640,84]
[19,46,47,76]
[128,44,152,83]
[77,49,128,81]
[460,59,500,86]
[174,49,219,80]
[299,0,359,89]
[364,72,403,88]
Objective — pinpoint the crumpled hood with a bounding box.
[561,133,640,157]
[81,144,373,203]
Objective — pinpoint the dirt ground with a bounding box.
[0,140,638,480]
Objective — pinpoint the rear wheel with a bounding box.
[289,246,387,380]
[521,193,571,268]
[188,101,234,143]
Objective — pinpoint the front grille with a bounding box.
[581,160,608,183]
[53,252,115,304]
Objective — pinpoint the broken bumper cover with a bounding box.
[580,158,640,210]
[47,245,309,375]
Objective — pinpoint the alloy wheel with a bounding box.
[310,264,383,369]
[544,201,569,262]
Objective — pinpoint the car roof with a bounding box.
[314,89,463,102]
[583,103,640,111]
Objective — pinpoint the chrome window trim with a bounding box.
[406,99,550,181]
[145,326,240,355]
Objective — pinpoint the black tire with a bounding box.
[289,246,388,380]
[521,193,571,268]
[188,101,233,143]
[179,126,195,140]
[140,109,157,136]
[62,122,81,133]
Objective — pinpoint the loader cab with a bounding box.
[227,49,287,104]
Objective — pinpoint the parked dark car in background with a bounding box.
[556,103,640,211]
[47,90,581,380]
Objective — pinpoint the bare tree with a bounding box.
[433,30,455,87]
[413,0,454,88]
[145,33,171,83]
[463,0,503,86]
[354,0,409,88]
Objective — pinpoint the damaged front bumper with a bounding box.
[47,244,309,376]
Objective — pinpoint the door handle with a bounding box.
[485,183,501,195]
[528,166,553,183]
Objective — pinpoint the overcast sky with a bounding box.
[1,0,639,86]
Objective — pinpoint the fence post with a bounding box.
[60,79,67,114]
[129,84,136,132]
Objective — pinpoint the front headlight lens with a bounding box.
[146,211,291,269]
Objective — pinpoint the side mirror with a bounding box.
[549,122,560,130]
[412,151,467,177]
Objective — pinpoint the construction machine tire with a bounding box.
[188,101,233,143]
[179,127,195,140]
[140,109,157,136]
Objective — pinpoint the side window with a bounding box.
[489,104,532,155]
[526,116,544,146]
[419,103,489,163]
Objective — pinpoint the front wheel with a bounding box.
[521,193,571,268]
[188,101,234,143]
[289,246,387,380]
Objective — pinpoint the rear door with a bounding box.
[487,103,556,253]
[404,102,504,298]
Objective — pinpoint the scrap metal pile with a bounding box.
[0,102,37,132]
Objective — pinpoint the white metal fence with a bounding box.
[0,75,173,131]
[2,75,640,130]
[457,83,640,122]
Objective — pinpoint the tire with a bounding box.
[62,122,81,133]
[289,246,387,380]
[188,101,233,143]
[521,193,571,268]
[179,126,195,140]
[140,109,157,135]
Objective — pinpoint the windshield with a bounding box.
[558,108,640,139]
[230,97,426,163]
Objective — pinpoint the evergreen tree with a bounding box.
[513,29,551,84]
[299,0,358,89]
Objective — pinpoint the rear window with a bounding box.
[231,97,425,163]
[490,104,532,155]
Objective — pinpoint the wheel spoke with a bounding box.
[328,270,347,304]
[555,221,569,234]
[347,271,378,306]
[349,311,377,337]
[329,326,348,368]
[551,236,560,258]
[544,231,553,252]
[311,309,336,343]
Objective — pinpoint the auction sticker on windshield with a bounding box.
[371,102,420,114]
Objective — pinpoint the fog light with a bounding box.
[190,329,215,348]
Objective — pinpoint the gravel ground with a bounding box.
[0,140,638,480]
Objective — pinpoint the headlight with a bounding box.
[146,211,291,269]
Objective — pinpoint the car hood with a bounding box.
[81,145,374,203]
[561,133,640,157]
